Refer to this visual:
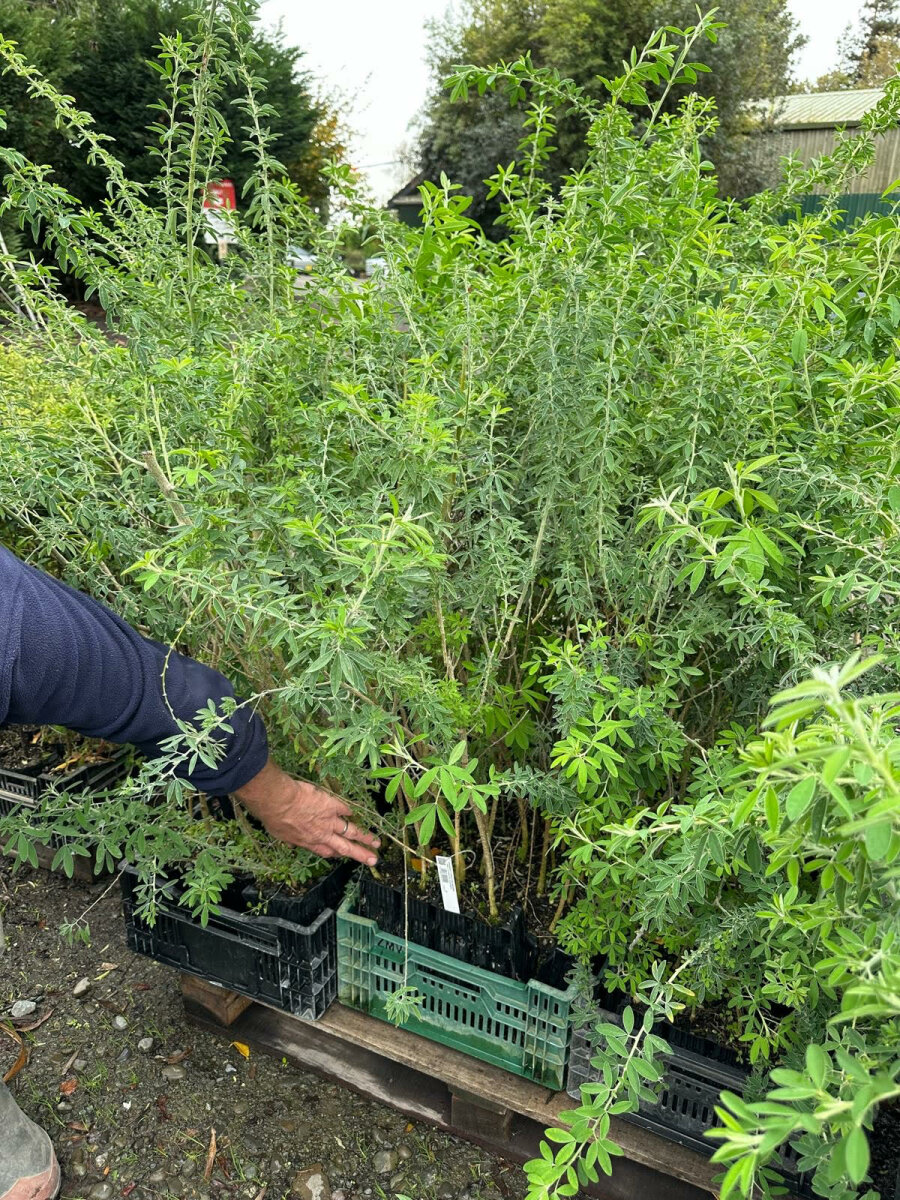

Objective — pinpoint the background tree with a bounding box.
[858,0,900,64]
[648,0,802,195]
[814,0,900,91]
[415,0,803,230]
[0,0,344,215]
[416,0,649,231]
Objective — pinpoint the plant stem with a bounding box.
[537,817,552,897]
[549,884,570,934]
[471,805,498,919]
[232,797,255,839]
[452,810,466,888]
[0,229,38,325]
[143,450,191,526]
[525,806,538,900]
[487,790,500,841]
[516,792,529,862]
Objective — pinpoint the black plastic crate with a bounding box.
[121,861,355,1020]
[567,1023,812,1195]
[0,746,132,879]
[0,746,131,805]
[356,871,570,985]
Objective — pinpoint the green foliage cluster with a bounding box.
[0,6,900,1197]
[417,0,803,229]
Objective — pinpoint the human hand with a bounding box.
[234,759,380,867]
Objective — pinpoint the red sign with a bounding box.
[203,179,237,210]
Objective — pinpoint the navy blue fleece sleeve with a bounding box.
[0,545,267,793]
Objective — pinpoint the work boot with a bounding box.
[0,1081,60,1200]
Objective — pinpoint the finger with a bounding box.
[337,820,380,848]
[329,834,379,867]
[309,843,336,859]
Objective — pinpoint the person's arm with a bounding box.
[1,545,267,793]
[0,546,379,866]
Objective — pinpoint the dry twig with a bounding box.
[203,1128,217,1181]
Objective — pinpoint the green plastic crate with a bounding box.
[336,896,575,1089]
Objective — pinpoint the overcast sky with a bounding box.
[259,0,866,204]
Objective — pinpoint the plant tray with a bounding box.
[567,1024,813,1194]
[121,861,355,1021]
[356,871,564,983]
[336,894,576,1090]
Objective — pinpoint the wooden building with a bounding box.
[758,88,900,221]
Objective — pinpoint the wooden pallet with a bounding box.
[182,975,720,1200]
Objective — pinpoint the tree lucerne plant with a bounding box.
[0,4,899,1197]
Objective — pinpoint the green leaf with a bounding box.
[436,805,456,839]
[448,740,466,765]
[438,769,459,806]
[50,845,75,877]
[805,1043,828,1090]
[544,1127,574,1143]
[845,1127,870,1185]
[822,747,850,785]
[785,777,815,822]
[864,820,892,861]
[689,561,706,593]
[405,803,433,823]
[790,327,808,363]
[719,1154,755,1200]
[836,654,882,688]
[414,766,439,797]
[764,787,779,834]
[418,808,436,846]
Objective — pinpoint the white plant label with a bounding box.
[435,855,460,914]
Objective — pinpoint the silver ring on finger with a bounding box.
[340,817,349,836]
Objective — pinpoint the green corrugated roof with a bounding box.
[761,89,885,130]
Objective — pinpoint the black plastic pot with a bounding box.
[355,870,571,987]
[121,861,355,1020]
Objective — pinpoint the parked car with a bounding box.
[286,246,317,273]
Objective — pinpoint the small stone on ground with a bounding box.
[290,1164,331,1200]
[373,1149,398,1174]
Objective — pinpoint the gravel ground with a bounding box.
[0,860,528,1200]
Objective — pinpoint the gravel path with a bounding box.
[0,861,529,1200]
